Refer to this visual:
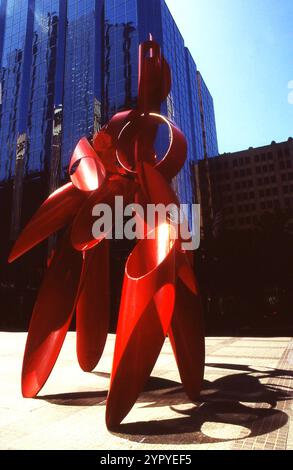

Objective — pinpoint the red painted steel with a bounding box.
[106,225,177,427]
[69,137,106,192]
[169,255,205,402]
[76,239,110,372]
[21,232,83,398]
[71,176,136,251]
[9,38,205,427]
[8,183,86,263]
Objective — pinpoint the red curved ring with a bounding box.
[116,113,187,180]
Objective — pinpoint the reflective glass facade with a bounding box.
[0,0,102,184]
[0,0,29,181]
[197,71,219,158]
[104,0,139,121]
[0,0,218,328]
[62,0,100,176]
[185,48,204,162]
[0,0,218,219]
[26,0,59,176]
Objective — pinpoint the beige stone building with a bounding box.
[197,137,293,232]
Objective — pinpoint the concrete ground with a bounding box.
[0,333,292,450]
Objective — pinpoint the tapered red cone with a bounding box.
[76,239,110,372]
[21,233,83,398]
[169,275,205,402]
[8,183,86,263]
[106,224,177,428]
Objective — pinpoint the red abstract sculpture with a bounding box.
[9,39,205,428]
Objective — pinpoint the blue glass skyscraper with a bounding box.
[197,71,218,159]
[0,0,218,228]
[0,0,218,328]
[0,0,30,182]
[62,0,103,179]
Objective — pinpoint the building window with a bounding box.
[285,198,291,207]
[274,200,280,209]
[284,147,290,157]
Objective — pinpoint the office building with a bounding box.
[198,138,293,233]
[0,0,218,326]
[0,0,218,227]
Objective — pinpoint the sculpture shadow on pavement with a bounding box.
[38,363,292,445]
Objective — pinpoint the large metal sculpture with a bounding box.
[9,39,205,428]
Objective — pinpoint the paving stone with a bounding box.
[0,333,292,450]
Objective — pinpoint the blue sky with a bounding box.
[165,0,293,153]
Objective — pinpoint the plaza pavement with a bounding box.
[0,332,292,450]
